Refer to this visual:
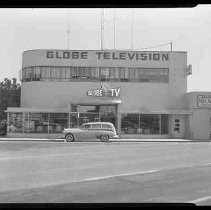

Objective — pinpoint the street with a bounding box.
[0,140,211,204]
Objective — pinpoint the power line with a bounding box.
[138,42,172,50]
[104,42,173,51]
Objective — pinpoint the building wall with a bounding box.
[191,109,210,140]
[186,92,211,140]
[21,50,188,112]
[21,81,184,112]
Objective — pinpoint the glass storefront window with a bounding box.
[8,112,169,135]
[139,114,159,134]
[28,113,49,133]
[78,113,100,125]
[121,114,168,135]
[161,114,168,134]
[121,114,139,134]
[9,112,24,133]
[49,113,68,133]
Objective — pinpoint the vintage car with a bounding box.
[62,122,118,142]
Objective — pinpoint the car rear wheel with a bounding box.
[65,133,75,142]
[100,135,109,142]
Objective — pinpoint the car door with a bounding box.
[78,124,92,140]
[89,123,102,139]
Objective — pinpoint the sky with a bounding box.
[0,5,210,92]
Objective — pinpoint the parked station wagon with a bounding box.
[62,122,118,142]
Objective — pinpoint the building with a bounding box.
[6,49,209,140]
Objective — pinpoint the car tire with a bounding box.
[65,133,75,142]
[100,135,109,142]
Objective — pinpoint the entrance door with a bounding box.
[99,105,117,129]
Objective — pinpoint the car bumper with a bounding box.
[112,135,119,139]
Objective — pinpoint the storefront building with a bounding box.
[6,49,198,139]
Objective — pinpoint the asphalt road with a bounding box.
[0,140,211,205]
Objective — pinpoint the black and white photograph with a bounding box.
[0,5,211,206]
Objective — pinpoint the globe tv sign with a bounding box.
[87,84,121,98]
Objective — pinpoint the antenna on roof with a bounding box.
[130,9,134,50]
[101,8,105,50]
[66,10,70,49]
[113,9,116,50]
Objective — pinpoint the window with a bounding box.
[161,114,168,134]
[22,66,169,83]
[65,67,71,79]
[71,67,78,78]
[25,67,33,81]
[51,67,61,79]
[91,124,101,129]
[22,68,27,81]
[140,114,159,134]
[129,68,139,79]
[34,67,41,80]
[118,67,125,79]
[41,67,51,79]
[60,67,66,79]
[102,124,113,131]
[121,114,169,135]
[100,68,109,80]
[85,67,92,78]
[81,124,91,129]
[121,114,139,134]
[78,67,86,78]
[92,67,100,79]
[49,113,68,133]
[109,67,119,80]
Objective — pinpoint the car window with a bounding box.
[91,124,102,129]
[102,124,113,131]
[81,124,91,129]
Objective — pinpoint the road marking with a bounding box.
[187,195,211,204]
[81,170,159,182]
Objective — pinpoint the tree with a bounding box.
[0,78,21,123]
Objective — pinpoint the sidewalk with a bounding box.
[0,137,207,143]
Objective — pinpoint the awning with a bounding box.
[6,107,69,113]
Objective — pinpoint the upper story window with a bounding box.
[21,66,169,83]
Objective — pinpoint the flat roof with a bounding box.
[187,92,211,94]
[23,49,187,54]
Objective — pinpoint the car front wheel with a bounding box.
[65,133,75,142]
[100,135,109,142]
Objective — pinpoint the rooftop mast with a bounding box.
[101,8,105,50]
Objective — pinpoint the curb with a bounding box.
[0,137,208,143]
